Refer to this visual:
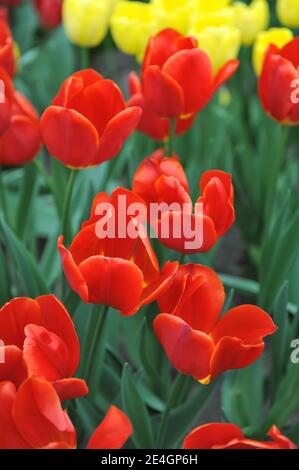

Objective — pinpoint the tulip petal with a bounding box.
[213,59,239,92]
[0,381,29,449]
[143,65,184,118]
[40,106,99,168]
[36,294,80,375]
[209,336,265,380]
[23,324,71,381]
[13,377,76,449]
[0,115,41,166]
[86,405,133,449]
[78,256,144,312]
[211,305,277,345]
[158,264,225,333]
[0,346,27,388]
[58,235,89,303]
[183,423,244,449]
[0,297,40,348]
[156,211,218,254]
[163,49,213,114]
[126,260,178,316]
[154,314,214,380]
[95,106,142,164]
[52,378,88,403]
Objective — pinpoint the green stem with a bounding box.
[0,167,8,222]
[84,304,109,384]
[33,157,55,194]
[61,169,77,245]
[80,47,90,69]
[167,119,176,156]
[156,373,186,448]
[264,125,288,228]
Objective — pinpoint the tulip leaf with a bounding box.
[121,363,154,449]
[0,215,48,297]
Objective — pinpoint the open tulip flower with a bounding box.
[0,377,132,449]
[137,28,239,122]
[0,66,14,136]
[132,150,235,254]
[0,18,16,77]
[183,423,296,449]
[58,187,178,315]
[40,69,142,168]
[259,37,299,124]
[154,264,277,383]
[0,89,41,166]
[0,295,88,402]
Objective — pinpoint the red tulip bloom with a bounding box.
[140,29,238,121]
[154,264,277,383]
[132,150,235,253]
[0,90,41,166]
[0,295,87,401]
[259,38,299,124]
[0,378,132,449]
[132,149,189,206]
[0,19,15,77]
[128,72,195,141]
[58,187,178,316]
[183,423,296,449]
[32,0,62,29]
[0,8,8,22]
[40,69,142,168]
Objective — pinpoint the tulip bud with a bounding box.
[277,0,299,28]
[253,27,293,76]
[231,0,269,46]
[63,0,113,48]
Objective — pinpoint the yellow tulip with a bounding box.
[111,1,158,59]
[253,27,293,76]
[63,0,112,48]
[277,0,299,28]
[151,0,192,35]
[231,0,269,46]
[189,8,234,33]
[191,0,232,12]
[191,25,241,75]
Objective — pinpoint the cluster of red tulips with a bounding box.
[1,5,299,450]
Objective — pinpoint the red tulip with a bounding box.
[154,264,277,383]
[140,29,238,121]
[132,150,235,253]
[259,38,299,124]
[0,295,88,401]
[0,66,14,136]
[0,377,133,449]
[183,423,296,449]
[58,187,178,315]
[32,0,62,29]
[128,71,195,141]
[132,149,189,206]
[0,18,15,77]
[40,69,142,168]
[0,90,42,166]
